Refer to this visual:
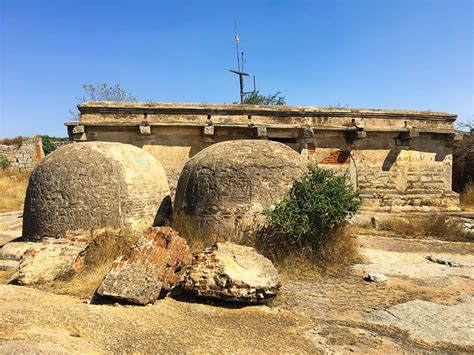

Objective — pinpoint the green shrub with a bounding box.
[256,164,360,261]
[0,155,10,170]
[40,135,69,155]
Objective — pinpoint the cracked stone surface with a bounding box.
[367,296,474,347]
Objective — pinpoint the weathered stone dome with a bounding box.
[23,142,171,239]
[174,140,308,239]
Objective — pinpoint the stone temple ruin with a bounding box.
[66,102,460,212]
[23,142,171,239]
[174,140,307,237]
[3,100,464,305]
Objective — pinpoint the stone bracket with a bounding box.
[70,125,86,141]
[139,124,151,135]
[203,125,215,136]
[72,125,85,134]
[302,127,314,139]
[344,127,366,144]
[256,126,267,138]
[396,128,419,146]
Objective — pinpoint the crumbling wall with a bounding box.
[66,102,460,212]
[0,137,44,171]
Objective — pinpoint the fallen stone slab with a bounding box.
[96,226,191,305]
[181,242,281,303]
[426,255,463,267]
[0,240,37,260]
[18,238,89,285]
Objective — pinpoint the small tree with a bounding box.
[256,164,360,261]
[243,90,285,105]
[69,83,137,120]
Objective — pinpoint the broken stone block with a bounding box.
[97,227,191,305]
[181,242,281,303]
[18,238,89,285]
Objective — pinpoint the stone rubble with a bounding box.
[17,236,89,285]
[365,273,388,282]
[96,227,191,305]
[426,255,463,268]
[181,242,281,303]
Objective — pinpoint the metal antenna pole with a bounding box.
[235,22,240,72]
[229,25,256,104]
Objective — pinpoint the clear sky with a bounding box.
[0,0,472,138]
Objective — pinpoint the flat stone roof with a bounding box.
[78,101,457,121]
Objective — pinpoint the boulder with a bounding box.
[181,242,281,303]
[174,140,307,240]
[18,237,89,285]
[366,273,388,283]
[97,227,191,305]
[23,142,171,240]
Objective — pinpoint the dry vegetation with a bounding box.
[0,169,30,213]
[0,136,23,147]
[0,269,17,285]
[270,225,362,280]
[42,228,141,299]
[170,212,217,252]
[170,213,361,280]
[377,216,471,242]
[460,183,474,212]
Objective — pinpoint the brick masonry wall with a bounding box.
[0,137,44,171]
[97,226,191,304]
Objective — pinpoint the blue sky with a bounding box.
[0,0,472,138]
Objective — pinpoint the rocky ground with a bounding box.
[0,212,473,353]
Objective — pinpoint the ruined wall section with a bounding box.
[66,102,459,212]
[0,137,44,171]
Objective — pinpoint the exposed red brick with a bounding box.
[97,226,192,305]
[319,150,350,164]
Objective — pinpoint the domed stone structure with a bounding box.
[23,142,171,239]
[174,140,308,239]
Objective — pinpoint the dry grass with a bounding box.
[460,183,474,212]
[170,212,217,252]
[0,170,30,213]
[0,269,17,284]
[45,228,141,299]
[261,225,362,280]
[378,216,470,242]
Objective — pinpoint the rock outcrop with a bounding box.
[97,227,191,305]
[181,242,281,303]
[23,142,171,240]
[174,140,307,240]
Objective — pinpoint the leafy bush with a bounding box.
[243,90,285,105]
[0,155,10,170]
[40,135,69,155]
[256,164,360,261]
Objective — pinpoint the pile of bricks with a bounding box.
[97,226,191,305]
[181,242,281,304]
